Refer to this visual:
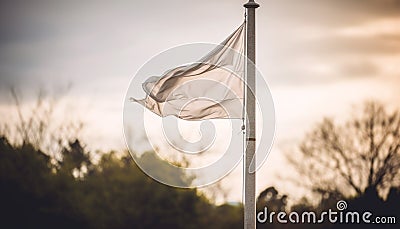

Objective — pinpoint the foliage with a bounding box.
[0,136,243,229]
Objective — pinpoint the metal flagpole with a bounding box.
[244,0,259,229]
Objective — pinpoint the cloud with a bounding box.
[339,61,380,77]
[259,12,400,87]
[267,0,400,26]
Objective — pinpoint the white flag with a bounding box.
[132,23,245,121]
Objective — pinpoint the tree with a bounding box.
[287,101,400,199]
[256,187,287,212]
[0,88,245,228]
[4,87,84,158]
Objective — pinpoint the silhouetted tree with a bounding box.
[0,133,248,229]
[257,187,287,212]
[287,101,400,200]
[5,87,84,160]
[0,89,245,229]
[256,187,290,229]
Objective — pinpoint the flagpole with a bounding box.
[244,1,259,229]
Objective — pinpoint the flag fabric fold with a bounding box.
[131,22,245,121]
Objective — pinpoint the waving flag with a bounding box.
[131,23,245,121]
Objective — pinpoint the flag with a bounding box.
[131,23,245,121]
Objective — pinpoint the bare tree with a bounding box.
[2,87,84,161]
[287,101,400,199]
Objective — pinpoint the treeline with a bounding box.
[0,137,242,229]
[2,136,398,229]
[1,100,399,228]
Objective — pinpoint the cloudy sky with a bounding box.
[1,0,399,202]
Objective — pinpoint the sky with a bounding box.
[0,0,399,203]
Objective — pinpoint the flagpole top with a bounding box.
[244,0,259,8]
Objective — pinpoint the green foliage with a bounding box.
[0,136,243,229]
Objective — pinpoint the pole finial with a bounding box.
[244,0,259,8]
